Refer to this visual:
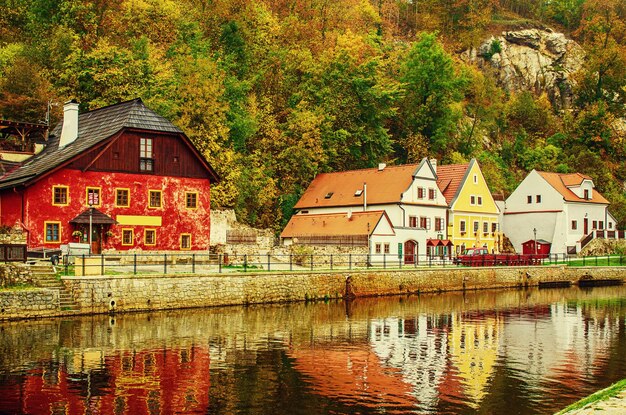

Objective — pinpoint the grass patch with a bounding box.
[556,378,626,414]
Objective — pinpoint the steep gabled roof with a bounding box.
[294,164,423,209]
[280,211,391,238]
[0,98,217,189]
[436,162,470,205]
[537,171,609,204]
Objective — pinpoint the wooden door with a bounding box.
[404,240,417,264]
[583,218,588,234]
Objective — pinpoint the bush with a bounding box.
[483,40,502,60]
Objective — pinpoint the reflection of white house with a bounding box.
[370,316,448,411]
[502,170,616,254]
[281,159,449,263]
[502,303,616,386]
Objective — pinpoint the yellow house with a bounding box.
[436,159,500,253]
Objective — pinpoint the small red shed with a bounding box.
[522,239,551,257]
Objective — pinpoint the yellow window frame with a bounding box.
[121,228,134,246]
[180,233,192,250]
[44,221,62,243]
[148,190,163,209]
[85,186,102,207]
[115,188,130,208]
[185,191,199,209]
[144,228,157,246]
[51,185,69,206]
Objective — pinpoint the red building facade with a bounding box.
[0,99,219,252]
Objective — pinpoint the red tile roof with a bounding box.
[280,211,389,238]
[436,163,470,205]
[537,171,609,204]
[294,164,421,209]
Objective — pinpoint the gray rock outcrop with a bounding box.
[463,28,585,109]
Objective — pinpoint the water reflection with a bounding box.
[1,287,626,414]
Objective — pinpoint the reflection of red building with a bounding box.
[3,346,210,414]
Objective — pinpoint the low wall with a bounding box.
[0,263,32,288]
[61,266,626,315]
[0,289,59,319]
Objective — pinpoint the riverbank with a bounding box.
[557,379,626,414]
[1,265,626,321]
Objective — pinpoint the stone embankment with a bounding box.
[1,265,625,320]
[0,266,626,320]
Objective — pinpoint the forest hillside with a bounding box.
[1,0,625,230]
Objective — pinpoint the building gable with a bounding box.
[68,130,215,179]
[449,160,498,214]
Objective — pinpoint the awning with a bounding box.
[69,208,117,225]
[426,239,454,247]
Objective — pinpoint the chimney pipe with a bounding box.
[363,182,367,212]
[59,99,79,148]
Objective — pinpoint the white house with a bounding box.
[281,158,450,263]
[502,170,616,254]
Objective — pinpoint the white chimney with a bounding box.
[378,163,386,171]
[59,99,79,148]
[347,209,353,220]
[430,158,437,173]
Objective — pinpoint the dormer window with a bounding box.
[354,189,363,197]
[324,192,334,199]
[584,189,590,200]
[140,137,154,172]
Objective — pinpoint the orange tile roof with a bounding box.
[280,211,389,238]
[294,164,421,209]
[436,163,470,205]
[537,171,609,204]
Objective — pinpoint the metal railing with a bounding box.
[58,252,626,276]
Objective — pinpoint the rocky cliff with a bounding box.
[463,29,585,109]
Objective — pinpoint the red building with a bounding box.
[0,99,219,252]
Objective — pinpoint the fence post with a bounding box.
[101,254,104,275]
[595,255,598,266]
[134,254,137,275]
[219,254,222,273]
[429,255,432,268]
[349,254,352,270]
[267,253,271,272]
[289,254,292,271]
[310,254,313,271]
[399,255,402,269]
[330,254,334,270]
[82,254,85,276]
[164,254,167,274]
[383,254,386,269]
[366,254,370,269]
[583,255,586,266]
[64,255,68,275]
[192,254,196,274]
[244,255,248,272]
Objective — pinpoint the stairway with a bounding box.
[29,262,80,312]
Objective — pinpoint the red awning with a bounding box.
[426,239,454,247]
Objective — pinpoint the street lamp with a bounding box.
[533,227,537,255]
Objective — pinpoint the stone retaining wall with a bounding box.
[61,266,626,315]
[0,263,32,288]
[0,289,59,319]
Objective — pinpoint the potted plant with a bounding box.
[72,230,82,240]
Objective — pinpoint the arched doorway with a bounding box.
[404,240,418,264]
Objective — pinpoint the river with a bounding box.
[1,286,626,414]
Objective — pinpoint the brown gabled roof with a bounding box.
[293,164,423,209]
[69,208,117,225]
[0,99,219,189]
[436,162,470,205]
[280,211,390,238]
[537,171,609,204]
